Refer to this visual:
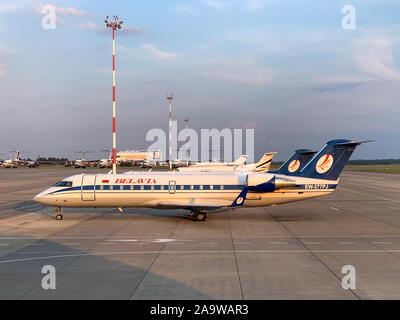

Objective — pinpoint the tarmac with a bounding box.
[0,168,399,299]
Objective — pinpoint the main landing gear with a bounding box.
[55,207,63,220]
[189,210,207,221]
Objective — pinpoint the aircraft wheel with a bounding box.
[196,212,206,221]
[56,213,63,220]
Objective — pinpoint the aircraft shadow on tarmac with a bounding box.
[12,200,228,221]
[12,200,321,222]
[0,232,213,300]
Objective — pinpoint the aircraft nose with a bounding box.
[33,194,44,204]
[33,189,51,204]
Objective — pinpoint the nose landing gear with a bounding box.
[54,207,63,220]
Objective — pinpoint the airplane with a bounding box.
[33,139,369,221]
[73,151,94,168]
[99,150,113,168]
[190,155,248,167]
[26,155,40,168]
[176,152,276,173]
[0,153,5,167]
[2,150,25,168]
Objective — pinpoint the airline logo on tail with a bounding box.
[316,154,333,174]
[288,160,300,173]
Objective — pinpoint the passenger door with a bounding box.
[81,175,96,201]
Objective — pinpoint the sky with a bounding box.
[0,0,399,161]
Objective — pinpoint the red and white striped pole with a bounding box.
[167,94,174,171]
[185,117,189,166]
[105,16,123,174]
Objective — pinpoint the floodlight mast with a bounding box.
[104,15,123,174]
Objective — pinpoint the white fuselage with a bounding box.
[34,171,337,210]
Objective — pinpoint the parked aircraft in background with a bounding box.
[34,139,369,221]
[190,155,248,168]
[2,150,26,168]
[26,155,40,168]
[99,150,113,168]
[73,151,95,168]
[177,152,276,173]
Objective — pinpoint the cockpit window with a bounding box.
[54,181,73,187]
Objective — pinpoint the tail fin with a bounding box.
[35,155,40,166]
[231,155,247,166]
[253,152,277,172]
[299,139,371,180]
[276,149,317,175]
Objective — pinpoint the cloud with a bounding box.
[245,0,270,12]
[0,64,5,76]
[119,26,145,37]
[201,0,228,9]
[34,3,85,16]
[0,3,20,14]
[312,76,376,92]
[78,21,96,30]
[203,61,274,86]
[141,43,177,60]
[355,37,400,80]
[175,5,197,15]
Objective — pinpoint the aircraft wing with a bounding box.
[152,199,232,210]
[142,188,248,211]
[155,202,227,210]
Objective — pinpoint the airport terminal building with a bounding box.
[116,150,160,162]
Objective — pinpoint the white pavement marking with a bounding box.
[60,243,80,245]
[3,249,400,264]
[0,243,10,246]
[372,241,392,244]
[106,239,138,242]
[24,243,44,246]
[234,242,251,245]
[376,196,400,204]
[339,242,357,244]
[330,207,340,211]
[0,213,37,225]
[303,242,322,245]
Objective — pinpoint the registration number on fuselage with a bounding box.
[305,184,329,190]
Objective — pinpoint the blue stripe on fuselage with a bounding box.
[49,184,246,195]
